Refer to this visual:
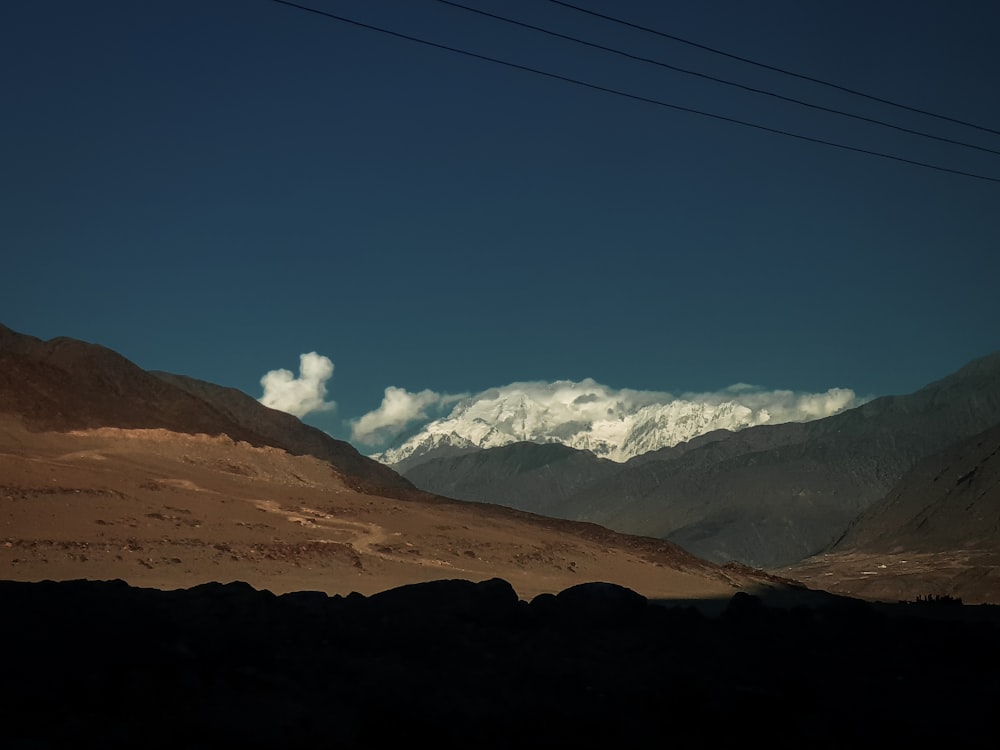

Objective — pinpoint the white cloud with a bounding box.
[351,386,467,445]
[679,385,860,423]
[259,352,337,418]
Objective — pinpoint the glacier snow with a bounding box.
[371,378,861,466]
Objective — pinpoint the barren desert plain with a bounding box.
[0,415,775,601]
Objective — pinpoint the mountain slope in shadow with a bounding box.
[784,422,1000,603]
[403,351,1000,568]
[834,421,1000,554]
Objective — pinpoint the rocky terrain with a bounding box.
[0,324,409,493]
[0,414,768,601]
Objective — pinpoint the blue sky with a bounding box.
[3,0,999,446]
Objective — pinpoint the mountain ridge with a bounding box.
[832,421,1000,554]
[0,323,411,494]
[782,420,1000,603]
[374,379,861,468]
[402,349,1000,569]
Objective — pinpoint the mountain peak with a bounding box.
[373,380,861,468]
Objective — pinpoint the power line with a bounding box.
[265,0,1000,184]
[547,0,1000,138]
[433,0,1000,158]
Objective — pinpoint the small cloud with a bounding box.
[259,352,337,418]
[351,386,466,445]
[683,385,862,422]
[791,387,859,419]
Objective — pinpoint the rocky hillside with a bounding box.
[832,421,1000,554]
[781,422,1000,604]
[152,371,409,493]
[0,324,410,494]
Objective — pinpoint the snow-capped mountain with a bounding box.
[372,379,860,467]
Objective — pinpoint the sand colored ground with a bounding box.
[782,548,1000,605]
[0,416,773,601]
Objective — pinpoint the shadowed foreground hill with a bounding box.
[2,577,997,747]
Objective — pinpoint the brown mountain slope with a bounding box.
[0,414,780,600]
[0,324,258,437]
[150,370,409,494]
[0,324,408,493]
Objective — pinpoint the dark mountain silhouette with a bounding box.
[404,428,738,516]
[404,441,621,517]
[0,324,410,494]
[403,351,1000,569]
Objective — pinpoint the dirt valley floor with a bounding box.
[782,548,1000,605]
[0,418,765,601]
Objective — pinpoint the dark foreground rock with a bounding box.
[1,578,998,748]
